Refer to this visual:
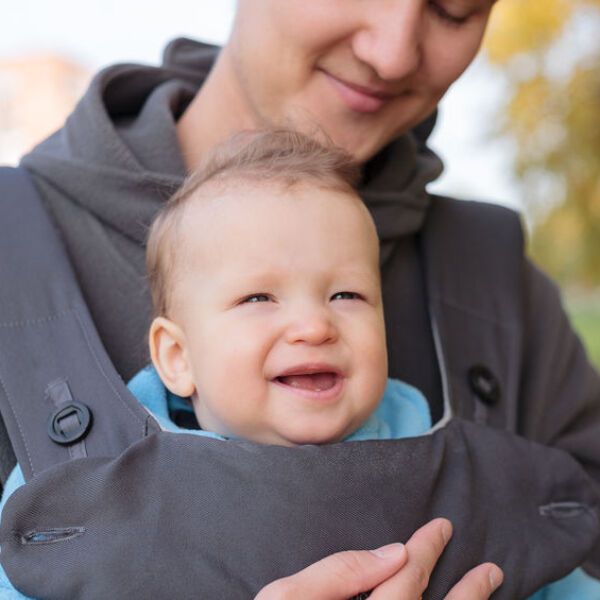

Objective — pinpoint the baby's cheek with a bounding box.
[362,337,389,398]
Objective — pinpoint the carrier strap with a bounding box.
[0,167,159,481]
[421,196,524,431]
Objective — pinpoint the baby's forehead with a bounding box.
[181,183,374,260]
[194,186,371,260]
[201,178,372,233]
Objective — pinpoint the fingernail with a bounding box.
[441,521,452,544]
[370,543,405,559]
[489,566,504,590]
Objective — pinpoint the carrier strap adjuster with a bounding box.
[46,379,92,451]
[48,402,92,446]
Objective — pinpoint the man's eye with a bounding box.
[428,1,470,26]
[331,291,361,301]
[242,294,271,303]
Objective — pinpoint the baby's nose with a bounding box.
[284,309,338,346]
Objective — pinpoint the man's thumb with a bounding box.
[255,543,407,600]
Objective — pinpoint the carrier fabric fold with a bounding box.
[0,420,598,600]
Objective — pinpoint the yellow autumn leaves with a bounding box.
[484,0,600,286]
[485,0,573,63]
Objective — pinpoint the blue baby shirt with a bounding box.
[128,365,433,442]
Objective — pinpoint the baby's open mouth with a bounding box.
[275,372,339,392]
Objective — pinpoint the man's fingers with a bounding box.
[370,518,452,598]
[445,562,504,599]
[255,543,407,600]
[255,518,503,600]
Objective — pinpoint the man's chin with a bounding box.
[325,127,394,164]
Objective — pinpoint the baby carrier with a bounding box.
[0,166,598,599]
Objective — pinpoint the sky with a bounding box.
[1,0,519,209]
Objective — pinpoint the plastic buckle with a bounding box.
[48,401,92,445]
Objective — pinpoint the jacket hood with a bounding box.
[22,37,443,253]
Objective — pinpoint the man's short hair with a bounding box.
[146,129,360,317]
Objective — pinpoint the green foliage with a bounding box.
[485,0,600,286]
[567,298,600,369]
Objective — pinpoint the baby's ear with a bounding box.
[149,317,196,398]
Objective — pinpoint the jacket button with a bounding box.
[468,365,501,406]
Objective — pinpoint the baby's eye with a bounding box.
[241,293,271,304]
[331,291,362,301]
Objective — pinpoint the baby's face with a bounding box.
[153,182,388,445]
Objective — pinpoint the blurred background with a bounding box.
[1,0,599,365]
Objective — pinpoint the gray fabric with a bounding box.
[1,422,598,600]
[381,234,443,421]
[421,197,600,575]
[422,197,525,428]
[0,167,159,480]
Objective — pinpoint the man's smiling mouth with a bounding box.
[319,69,398,114]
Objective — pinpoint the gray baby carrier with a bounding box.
[0,166,598,599]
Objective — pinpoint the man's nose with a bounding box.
[284,307,338,346]
[351,1,423,82]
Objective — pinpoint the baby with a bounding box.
[134,129,431,445]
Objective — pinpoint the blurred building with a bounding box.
[0,54,89,165]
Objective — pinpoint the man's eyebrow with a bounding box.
[463,0,497,8]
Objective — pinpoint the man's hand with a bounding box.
[255,518,503,599]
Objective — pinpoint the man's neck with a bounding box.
[176,48,257,172]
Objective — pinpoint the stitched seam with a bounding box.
[0,372,34,477]
[73,308,147,434]
[0,312,77,478]
[429,294,519,330]
[0,309,72,329]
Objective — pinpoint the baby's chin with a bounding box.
[193,410,360,446]
[246,426,355,447]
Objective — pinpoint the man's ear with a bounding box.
[149,316,196,398]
